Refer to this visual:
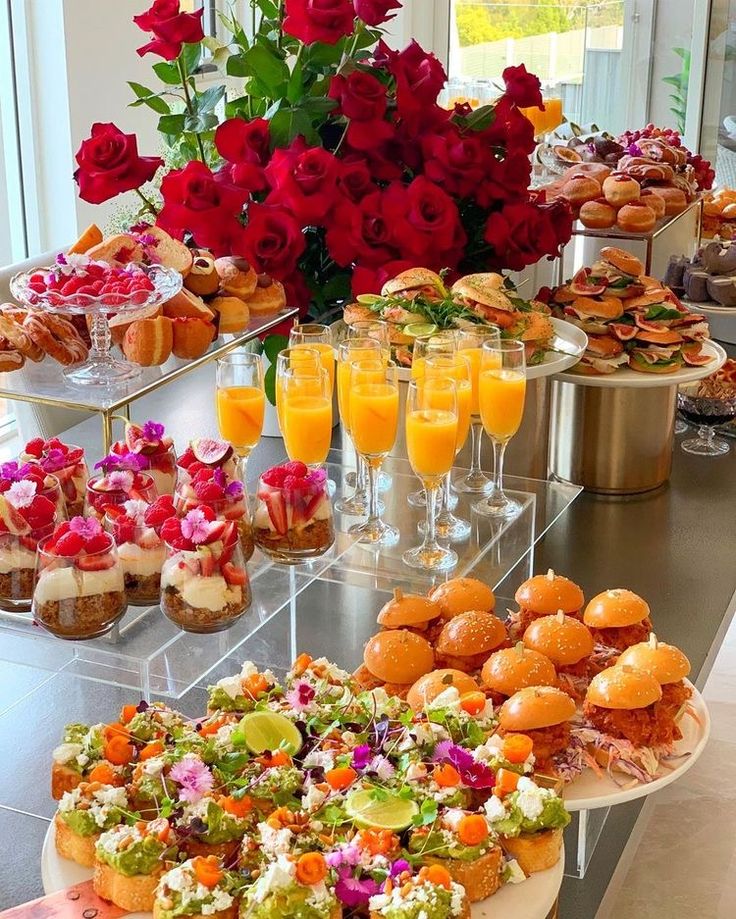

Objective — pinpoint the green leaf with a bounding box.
[158,113,187,136]
[245,43,290,94]
[152,61,181,85]
[256,0,280,17]
[306,41,346,68]
[270,107,318,147]
[227,52,250,77]
[264,362,277,406]
[264,333,290,364]
[184,112,219,133]
[464,104,496,132]
[196,84,226,114]
[287,58,304,104]
[302,96,338,115]
[180,42,203,75]
[128,83,172,115]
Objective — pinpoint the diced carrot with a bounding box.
[221,795,253,818]
[155,822,171,843]
[193,855,223,888]
[433,763,461,787]
[457,813,489,846]
[242,673,269,698]
[325,766,357,790]
[358,829,398,856]
[459,691,487,716]
[104,735,135,766]
[503,733,534,764]
[292,653,312,677]
[200,715,228,737]
[120,704,138,724]
[139,741,164,761]
[422,864,452,889]
[295,852,327,886]
[87,763,117,785]
[493,768,520,797]
[103,722,129,741]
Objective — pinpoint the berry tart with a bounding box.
[111,420,177,496]
[174,466,253,562]
[33,516,126,639]
[21,437,88,517]
[105,496,175,606]
[86,451,157,520]
[0,460,66,521]
[177,438,238,485]
[160,509,250,633]
[0,482,57,601]
[253,463,334,563]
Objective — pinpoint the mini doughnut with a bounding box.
[617,156,675,184]
[0,314,43,361]
[646,186,687,216]
[603,173,640,206]
[246,275,287,316]
[23,313,88,366]
[0,348,25,373]
[561,173,601,206]
[617,201,657,233]
[640,189,666,219]
[579,199,617,229]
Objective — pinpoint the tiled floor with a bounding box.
[597,614,736,919]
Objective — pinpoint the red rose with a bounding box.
[328,72,393,151]
[353,0,401,27]
[351,259,415,297]
[74,123,162,204]
[422,126,492,200]
[134,0,205,60]
[375,40,446,119]
[265,138,341,226]
[502,63,543,109]
[480,97,535,156]
[157,161,249,254]
[476,152,532,208]
[384,177,465,261]
[484,202,568,272]
[215,117,271,192]
[326,191,397,267]
[241,204,306,278]
[283,0,355,45]
[337,157,375,203]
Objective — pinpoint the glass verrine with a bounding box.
[174,480,254,563]
[104,507,166,607]
[21,441,89,518]
[289,322,335,394]
[453,324,502,494]
[216,351,265,487]
[677,384,736,456]
[475,339,527,518]
[280,367,332,468]
[403,378,459,572]
[85,470,157,520]
[348,359,400,547]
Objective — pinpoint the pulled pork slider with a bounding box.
[406,668,479,711]
[481,644,557,706]
[583,588,653,652]
[618,635,692,738]
[435,610,507,673]
[522,612,595,700]
[498,686,577,774]
[509,569,584,638]
[354,630,435,697]
[377,588,442,634]
[429,577,495,621]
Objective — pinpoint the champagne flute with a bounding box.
[216,351,265,488]
[336,337,387,515]
[280,367,332,468]
[348,359,400,547]
[289,322,334,394]
[475,340,526,518]
[454,325,502,494]
[403,378,459,571]
[422,354,473,541]
[275,347,321,433]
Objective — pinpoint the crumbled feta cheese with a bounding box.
[240,661,258,680]
[406,762,427,782]
[302,749,335,770]
[53,743,83,765]
[442,808,466,832]
[215,675,243,700]
[258,822,293,857]
[302,784,327,812]
[504,857,527,884]
[141,755,166,777]
[429,686,461,710]
[484,795,507,822]
[250,854,295,902]
[516,781,545,821]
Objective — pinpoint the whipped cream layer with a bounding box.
[162,554,242,612]
[0,543,37,573]
[118,541,166,577]
[34,565,124,604]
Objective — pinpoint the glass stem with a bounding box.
[90,313,111,359]
[700,425,713,446]
[366,459,380,526]
[424,482,440,550]
[437,472,451,522]
[356,451,367,493]
[470,420,483,475]
[494,439,508,501]
[238,451,250,493]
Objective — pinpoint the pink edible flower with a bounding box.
[123,498,149,523]
[106,470,135,492]
[6,480,37,509]
[70,516,103,540]
[169,754,214,804]
[142,420,165,441]
[181,508,211,544]
[285,680,316,712]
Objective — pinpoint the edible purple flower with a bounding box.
[285,680,316,712]
[170,755,214,804]
[434,741,495,789]
[56,252,68,266]
[0,461,35,482]
[105,470,134,492]
[335,868,380,907]
[95,451,146,473]
[351,744,373,770]
[40,449,70,473]
[69,516,103,540]
[390,859,411,878]
[626,141,643,157]
[142,420,164,441]
[225,480,244,498]
[366,754,395,782]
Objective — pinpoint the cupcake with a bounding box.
[111,421,177,496]
[105,496,175,606]
[174,466,253,562]
[253,463,334,563]
[86,450,157,520]
[176,438,238,485]
[21,438,88,517]
[0,480,57,601]
[160,509,250,633]
[33,516,126,639]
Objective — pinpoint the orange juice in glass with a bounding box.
[216,352,265,486]
[281,370,332,466]
[406,408,457,481]
[455,326,501,495]
[275,348,321,432]
[289,323,334,394]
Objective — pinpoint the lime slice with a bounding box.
[345,788,419,831]
[237,711,303,755]
[356,294,383,306]
[404,322,438,338]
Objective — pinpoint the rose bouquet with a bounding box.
[73,0,573,317]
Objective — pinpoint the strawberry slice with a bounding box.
[205,520,227,543]
[76,552,116,571]
[262,489,287,536]
[222,562,247,586]
[197,548,217,577]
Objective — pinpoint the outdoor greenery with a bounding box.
[662,47,690,134]
[455,0,622,46]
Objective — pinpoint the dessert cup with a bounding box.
[0,477,59,607]
[84,471,157,520]
[111,422,177,496]
[174,481,254,562]
[21,440,88,517]
[104,501,170,607]
[0,523,54,602]
[176,438,238,485]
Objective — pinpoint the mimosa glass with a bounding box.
[289,322,335,394]
[403,378,459,572]
[281,368,332,467]
[475,340,526,518]
[520,88,564,186]
[454,325,502,494]
[348,359,400,547]
[275,347,322,433]
[216,352,265,487]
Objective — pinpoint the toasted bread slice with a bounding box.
[154,904,237,919]
[424,847,502,902]
[163,288,215,321]
[140,226,193,277]
[51,763,83,800]
[68,224,103,255]
[371,900,468,919]
[54,813,98,867]
[93,861,163,913]
[500,828,563,874]
[86,234,144,266]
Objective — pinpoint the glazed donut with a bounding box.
[636,139,677,165]
[640,188,666,219]
[617,156,675,184]
[645,186,687,216]
[561,174,601,206]
[0,314,43,362]
[579,199,617,229]
[0,304,27,324]
[23,313,88,366]
[0,347,25,372]
[602,173,640,206]
[617,201,657,233]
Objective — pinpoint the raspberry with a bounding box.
[114,520,136,545]
[262,467,288,487]
[144,496,175,527]
[85,532,111,554]
[194,480,225,501]
[283,461,308,478]
[24,438,45,458]
[54,531,84,557]
[160,517,182,543]
[54,520,72,538]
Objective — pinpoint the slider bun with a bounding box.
[617,640,690,685]
[499,686,576,731]
[377,590,441,628]
[599,246,644,277]
[428,577,495,620]
[523,615,594,666]
[435,610,507,658]
[481,647,557,696]
[381,268,445,296]
[363,630,434,684]
[406,669,479,711]
[583,589,650,628]
[514,572,584,615]
[585,665,662,709]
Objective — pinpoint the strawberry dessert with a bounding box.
[33,516,126,639]
[160,509,250,633]
[110,421,177,497]
[86,452,157,520]
[0,461,66,522]
[0,481,57,601]
[24,254,155,308]
[174,465,254,562]
[253,463,334,563]
[105,496,174,606]
[21,438,88,517]
[176,438,238,485]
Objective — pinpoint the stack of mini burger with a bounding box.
[544,246,711,374]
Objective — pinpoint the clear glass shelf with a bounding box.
[570,196,702,243]
[0,308,295,413]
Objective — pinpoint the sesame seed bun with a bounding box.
[363,630,435,684]
[522,614,594,667]
[585,665,662,709]
[451,275,514,313]
[599,247,644,277]
[435,611,507,658]
[406,669,479,711]
[381,268,445,297]
[481,646,557,696]
[583,589,650,628]
[377,588,441,629]
[514,571,584,615]
[617,638,690,685]
[428,577,495,620]
[499,686,576,732]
